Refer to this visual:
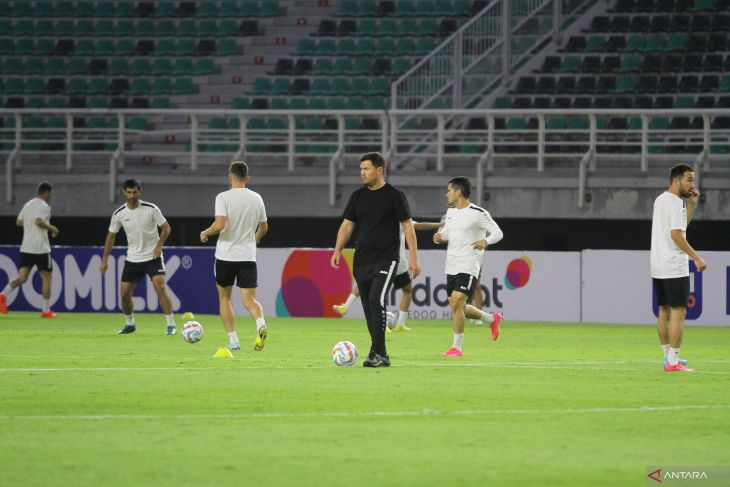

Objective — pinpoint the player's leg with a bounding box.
[216,284,240,349]
[657,305,671,362]
[395,280,412,331]
[464,304,502,341]
[353,268,375,358]
[333,285,359,316]
[442,289,468,356]
[39,269,56,318]
[664,277,692,372]
[241,288,268,351]
[151,274,176,335]
[471,276,484,324]
[118,281,138,333]
[0,265,31,314]
[362,264,395,366]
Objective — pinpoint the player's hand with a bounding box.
[433,233,442,244]
[330,251,341,269]
[409,260,421,279]
[472,239,488,250]
[100,260,108,275]
[694,255,708,272]
[200,231,208,243]
[689,187,700,205]
[50,225,59,238]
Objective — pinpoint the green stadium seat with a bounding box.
[115,40,135,56]
[332,58,353,75]
[649,116,669,130]
[266,117,287,130]
[177,40,196,56]
[416,1,435,16]
[48,97,67,108]
[375,39,397,56]
[66,79,88,96]
[271,78,290,95]
[674,96,694,108]
[88,117,111,129]
[240,1,260,16]
[24,58,47,76]
[75,1,95,17]
[114,2,135,18]
[378,19,398,36]
[434,0,453,16]
[14,20,34,36]
[666,34,687,52]
[152,78,173,95]
[151,98,171,109]
[95,2,114,17]
[346,97,366,110]
[356,19,377,37]
[35,20,55,37]
[116,20,135,37]
[173,58,194,75]
[156,40,176,56]
[415,38,437,55]
[567,116,589,130]
[327,98,346,110]
[194,59,215,75]
[719,75,730,92]
[136,20,155,37]
[586,36,606,53]
[219,20,238,37]
[35,39,55,56]
[196,1,218,17]
[693,0,715,11]
[396,39,416,56]
[506,118,527,130]
[76,39,97,56]
[220,1,239,17]
[369,78,389,96]
[88,78,108,95]
[253,78,272,95]
[317,39,337,56]
[418,19,438,37]
[353,57,373,75]
[314,59,334,76]
[616,75,637,93]
[198,20,218,37]
[11,2,32,17]
[15,39,35,56]
[108,59,129,76]
[453,0,471,16]
[395,0,415,17]
[0,39,13,56]
[154,2,176,18]
[55,1,74,17]
[87,97,107,108]
[46,58,66,75]
[2,58,22,74]
[24,78,45,94]
[127,117,149,131]
[131,59,151,76]
[76,20,95,36]
[217,39,237,56]
[332,78,351,95]
[95,20,114,36]
[337,39,357,55]
[391,58,412,76]
[261,0,279,17]
[34,1,53,17]
[156,20,175,37]
[130,79,151,95]
[350,78,369,96]
[295,39,317,56]
[355,39,376,56]
[152,59,173,76]
[645,34,665,52]
[359,0,377,16]
[174,78,194,95]
[310,79,331,96]
[493,96,511,108]
[0,20,10,36]
[337,0,358,16]
[178,20,197,37]
[67,58,87,75]
[621,55,641,72]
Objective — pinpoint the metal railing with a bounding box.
[390,0,594,110]
[2,108,729,206]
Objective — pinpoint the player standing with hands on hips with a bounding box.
[433,177,503,357]
[651,163,707,372]
[101,179,177,336]
[331,152,421,367]
[200,161,269,352]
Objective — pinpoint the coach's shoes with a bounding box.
[332,304,348,316]
[441,347,463,357]
[489,312,503,341]
[165,326,177,336]
[253,326,267,351]
[363,353,390,367]
[117,325,136,334]
[664,362,694,372]
[40,310,57,318]
[227,343,241,351]
[0,293,7,314]
[663,358,689,368]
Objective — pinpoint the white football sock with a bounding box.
[124,313,135,326]
[344,293,357,308]
[255,317,267,332]
[662,344,670,360]
[228,331,239,345]
[2,284,12,295]
[668,347,680,366]
[42,299,50,313]
[452,332,464,351]
[397,311,407,326]
[165,314,175,327]
[481,311,495,324]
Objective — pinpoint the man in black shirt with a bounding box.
[330,152,421,367]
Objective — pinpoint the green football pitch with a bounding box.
[0,312,728,487]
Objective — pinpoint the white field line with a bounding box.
[0,404,728,421]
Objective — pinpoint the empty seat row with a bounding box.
[0,18,259,37]
[493,94,730,109]
[315,18,459,37]
[251,77,391,96]
[589,13,729,33]
[0,77,195,95]
[3,95,171,109]
[294,37,438,57]
[0,38,231,56]
[1,57,214,76]
[610,0,727,13]
[336,0,481,18]
[235,96,389,110]
[565,33,729,52]
[0,1,279,19]
[541,53,730,74]
[513,73,730,94]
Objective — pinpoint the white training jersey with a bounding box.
[396,227,409,275]
[109,201,167,263]
[650,191,689,279]
[18,197,51,254]
[440,204,503,277]
[214,187,267,262]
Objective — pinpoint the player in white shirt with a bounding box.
[100,179,177,336]
[650,164,707,373]
[332,221,441,331]
[433,177,504,357]
[0,182,60,317]
[200,161,269,352]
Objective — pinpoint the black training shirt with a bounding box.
[342,183,412,266]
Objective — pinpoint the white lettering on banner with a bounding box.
[21,260,62,309]
[0,254,20,304]
[64,254,102,309]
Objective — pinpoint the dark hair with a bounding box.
[360,152,385,169]
[229,160,249,180]
[37,181,53,195]
[122,178,141,190]
[448,177,471,198]
[669,163,693,182]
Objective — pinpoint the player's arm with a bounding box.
[472,215,503,250]
[34,217,59,237]
[100,231,117,275]
[153,221,171,259]
[330,219,355,269]
[200,216,226,243]
[686,188,700,225]
[413,221,443,231]
[401,219,421,279]
[255,221,268,245]
[671,229,707,271]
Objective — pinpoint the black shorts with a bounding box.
[19,252,52,272]
[215,259,257,288]
[653,276,690,307]
[392,271,411,290]
[121,258,166,283]
[446,273,477,298]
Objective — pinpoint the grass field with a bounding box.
[0,312,728,487]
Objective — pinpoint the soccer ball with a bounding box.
[386,311,397,330]
[332,340,358,366]
[182,321,204,343]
